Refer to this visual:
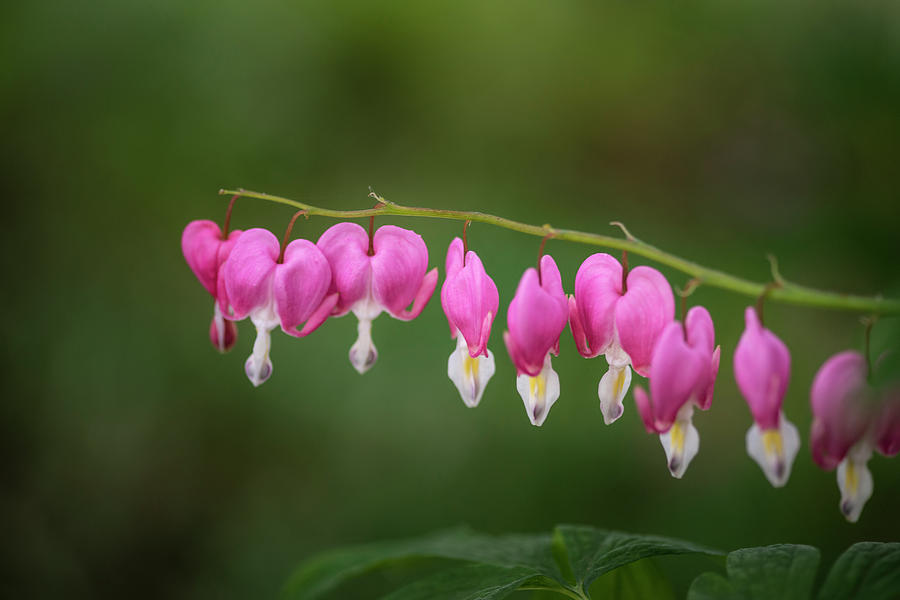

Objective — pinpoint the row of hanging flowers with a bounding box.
[182,193,899,523]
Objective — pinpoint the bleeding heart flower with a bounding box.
[633,306,721,478]
[221,228,337,386]
[810,350,900,522]
[182,219,242,352]
[441,237,499,407]
[734,306,799,488]
[504,255,569,426]
[317,222,438,374]
[568,253,675,424]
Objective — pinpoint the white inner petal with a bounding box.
[745,411,801,488]
[349,317,378,374]
[604,340,630,368]
[213,301,227,352]
[837,442,874,523]
[245,304,278,387]
[516,353,561,427]
[659,404,699,479]
[447,336,496,408]
[347,285,383,374]
[597,364,632,425]
[351,288,383,322]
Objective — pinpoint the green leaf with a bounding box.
[818,542,900,600]
[281,528,562,600]
[728,545,820,600]
[551,528,576,585]
[686,572,739,600]
[288,526,900,600]
[555,525,723,590]
[378,564,546,600]
[688,544,820,600]
[589,558,676,600]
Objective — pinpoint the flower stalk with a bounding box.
[219,188,900,315]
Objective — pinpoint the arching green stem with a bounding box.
[218,188,900,315]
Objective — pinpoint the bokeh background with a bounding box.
[3,1,900,598]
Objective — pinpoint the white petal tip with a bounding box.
[601,403,624,425]
[349,319,378,374]
[841,501,863,523]
[660,418,699,479]
[667,454,688,478]
[244,357,272,387]
[746,414,801,488]
[447,339,495,408]
[837,451,873,523]
[350,352,377,375]
[516,355,560,427]
[598,366,631,425]
[245,317,276,387]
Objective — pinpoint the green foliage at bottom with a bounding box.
[282,526,899,600]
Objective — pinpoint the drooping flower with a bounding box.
[317,222,438,374]
[568,253,675,424]
[182,219,242,352]
[810,350,900,522]
[221,228,337,386]
[734,306,799,487]
[441,237,499,407]
[875,388,900,458]
[633,306,721,478]
[504,255,569,426]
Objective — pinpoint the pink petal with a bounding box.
[216,268,231,315]
[475,310,495,358]
[568,295,590,357]
[221,228,279,320]
[733,307,791,430]
[445,237,465,281]
[317,222,372,316]
[442,238,465,337]
[215,231,243,312]
[686,306,718,410]
[505,257,568,376]
[371,225,433,319]
[182,220,241,298]
[441,248,499,356]
[633,386,658,434]
[696,345,721,411]
[182,220,222,296]
[685,306,715,356]
[809,350,873,469]
[539,255,567,301]
[391,268,438,321]
[570,253,622,358]
[273,239,334,336]
[646,322,708,431]
[616,266,675,376]
[297,293,340,337]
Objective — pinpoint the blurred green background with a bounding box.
[3,0,900,598]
